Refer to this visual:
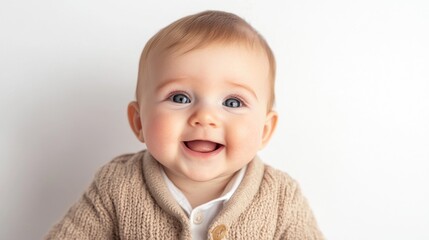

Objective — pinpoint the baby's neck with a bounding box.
[165,171,234,209]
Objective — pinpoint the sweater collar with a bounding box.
[209,155,265,229]
[142,151,190,233]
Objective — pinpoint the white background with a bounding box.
[1,0,428,239]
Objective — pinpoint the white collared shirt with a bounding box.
[160,166,246,240]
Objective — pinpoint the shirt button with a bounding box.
[193,210,204,225]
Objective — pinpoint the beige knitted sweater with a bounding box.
[46,150,324,240]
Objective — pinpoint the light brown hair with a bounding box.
[136,10,276,109]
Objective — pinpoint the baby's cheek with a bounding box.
[144,113,179,158]
[227,120,262,157]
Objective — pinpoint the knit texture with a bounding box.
[46,150,324,240]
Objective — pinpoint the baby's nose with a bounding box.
[188,105,220,128]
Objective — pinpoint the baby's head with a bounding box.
[128,10,278,183]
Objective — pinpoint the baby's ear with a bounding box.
[127,101,145,143]
[260,110,278,149]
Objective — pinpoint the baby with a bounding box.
[46,10,324,240]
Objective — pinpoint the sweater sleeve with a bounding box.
[281,180,325,240]
[45,164,117,240]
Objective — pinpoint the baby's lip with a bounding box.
[183,140,224,153]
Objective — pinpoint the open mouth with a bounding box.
[183,140,224,153]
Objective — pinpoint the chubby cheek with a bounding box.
[225,117,264,162]
[143,110,183,162]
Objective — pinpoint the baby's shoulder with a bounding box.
[97,151,143,175]
[92,151,146,193]
[261,164,301,198]
[263,164,297,185]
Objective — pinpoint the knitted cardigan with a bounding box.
[46,150,324,240]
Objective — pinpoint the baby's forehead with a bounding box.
[146,42,268,76]
[147,42,269,75]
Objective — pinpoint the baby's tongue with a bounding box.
[186,140,217,153]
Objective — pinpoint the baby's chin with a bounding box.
[164,164,236,184]
[183,171,236,184]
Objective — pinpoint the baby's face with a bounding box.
[136,43,277,183]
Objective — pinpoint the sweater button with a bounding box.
[211,224,227,240]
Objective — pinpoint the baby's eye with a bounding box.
[170,93,191,104]
[223,98,242,108]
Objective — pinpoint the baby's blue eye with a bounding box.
[223,98,242,108]
[170,93,191,104]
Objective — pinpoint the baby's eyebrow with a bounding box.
[155,77,187,92]
[226,82,258,100]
